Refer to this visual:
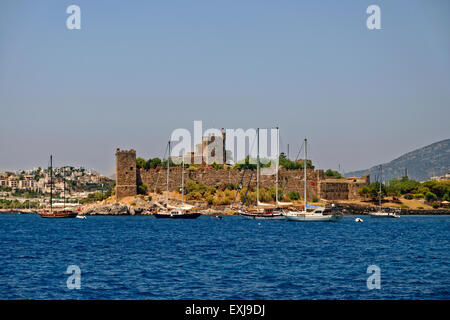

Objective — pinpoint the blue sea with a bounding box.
[0,214,448,300]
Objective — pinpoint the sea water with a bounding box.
[0,214,448,299]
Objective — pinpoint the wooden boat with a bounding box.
[38,155,77,219]
[239,207,284,220]
[39,209,78,218]
[237,128,285,220]
[153,141,201,220]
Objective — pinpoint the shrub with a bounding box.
[417,206,424,210]
[444,193,450,202]
[312,196,319,202]
[186,191,203,200]
[205,194,214,205]
[137,183,148,195]
[287,191,300,200]
[324,169,342,179]
[358,186,370,199]
[425,192,438,202]
[224,183,235,190]
[211,162,224,170]
[432,203,440,209]
[414,193,424,199]
[404,194,413,200]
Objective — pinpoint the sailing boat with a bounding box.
[282,139,343,222]
[38,156,78,218]
[153,141,201,219]
[238,128,284,219]
[369,165,400,218]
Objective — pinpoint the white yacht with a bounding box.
[368,165,400,219]
[282,138,343,222]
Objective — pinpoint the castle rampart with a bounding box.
[116,148,370,202]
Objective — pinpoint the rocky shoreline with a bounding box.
[78,202,450,216]
[337,203,450,216]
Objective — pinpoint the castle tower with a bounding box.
[115,148,137,201]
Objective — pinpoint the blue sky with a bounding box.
[0,0,449,175]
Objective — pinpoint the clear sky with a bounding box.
[1,0,449,176]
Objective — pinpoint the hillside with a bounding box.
[345,139,450,182]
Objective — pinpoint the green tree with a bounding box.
[358,186,370,199]
[136,157,146,169]
[425,192,438,202]
[145,158,162,169]
[324,169,342,179]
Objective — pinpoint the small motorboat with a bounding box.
[154,209,201,219]
[369,211,400,218]
[355,217,363,222]
[76,215,87,219]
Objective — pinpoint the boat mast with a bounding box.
[276,127,279,204]
[63,167,66,211]
[256,128,260,205]
[166,141,170,207]
[379,165,382,208]
[304,138,307,210]
[50,155,53,213]
[181,154,185,203]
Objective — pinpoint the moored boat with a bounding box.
[39,209,78,218]
[283,207,343,222]
[152,141,201,220]
[281,138,343,222]
[237,128,286,220]
[369,211,400,218]
[238,207,284,220]
[368,165,400,219]
[38,155,78,219]
[154,209,201,219]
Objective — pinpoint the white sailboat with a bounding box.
[369,165,400,218]
[282,138,343,222]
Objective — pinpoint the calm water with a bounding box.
[0,214,449,300]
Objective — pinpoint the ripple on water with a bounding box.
[0,214,449,299]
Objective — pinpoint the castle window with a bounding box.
[130,167,133,170]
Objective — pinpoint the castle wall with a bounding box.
[138,167,322,201]
[115,149,137,201]
[115,148,370,202]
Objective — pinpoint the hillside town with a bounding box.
[0,166,113,209]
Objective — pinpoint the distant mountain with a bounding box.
[345,139,450,182]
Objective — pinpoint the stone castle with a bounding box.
[115,148,370,202]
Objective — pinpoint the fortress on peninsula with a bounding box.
[115,140,370,203]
